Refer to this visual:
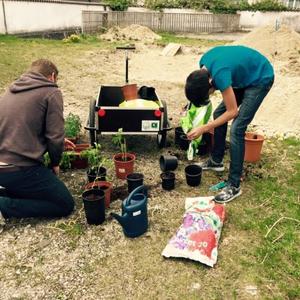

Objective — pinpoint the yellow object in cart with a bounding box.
[119,99,159,109]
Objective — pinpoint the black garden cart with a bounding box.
[85,46,171,148]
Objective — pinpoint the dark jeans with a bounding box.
[212,80,274,187]
[0,165,74,219]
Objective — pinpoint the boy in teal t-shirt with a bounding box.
[185,45,274,203]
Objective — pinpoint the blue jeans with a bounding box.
[212,80,274,187]
[0,165,74,219]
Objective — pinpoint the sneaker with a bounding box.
[214,184,242,203]
[197,157,224,172]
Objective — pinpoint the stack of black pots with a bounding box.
[159,155,178,191]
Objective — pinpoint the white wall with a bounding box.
[0,1,107,34]
[1,3,300,35]
[239,11,300,31]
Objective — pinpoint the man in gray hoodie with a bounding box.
[0,59,74,228]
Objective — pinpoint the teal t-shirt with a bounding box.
[199,46,274,92]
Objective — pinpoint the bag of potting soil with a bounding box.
[162,196,225,267]
[180,102,212,160]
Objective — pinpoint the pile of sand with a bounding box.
[232,25,300,61]
[100,24,162,42]
[230,25,300,136]
[232,25,300,77]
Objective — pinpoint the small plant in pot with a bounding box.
[43,152,74,170]
[83,180,113,209]
[81,143,107,182]
[68,144,90,169]
[64,112,82,144]
[112,128,136,180]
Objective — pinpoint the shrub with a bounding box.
[248,0,287,11]
[144,0,288,12]
[107,0,132,11]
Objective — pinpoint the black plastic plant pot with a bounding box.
[126,173,144,194]
[87,166,107,183]
[179,134,190,151]
[185,164,202,187]
[159,155,178,172]
[160,172,175,191]
[82,189,105,225]
[175,126,184,145]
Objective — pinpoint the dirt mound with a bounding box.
[232,25,300,62]
[100,24,162,42]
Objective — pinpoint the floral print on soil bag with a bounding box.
[162,196,225,267]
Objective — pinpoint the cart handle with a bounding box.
[116,46,136,51]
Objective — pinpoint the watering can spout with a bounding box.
[111,212,129,228]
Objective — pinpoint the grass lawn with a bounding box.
[0,34,299,300]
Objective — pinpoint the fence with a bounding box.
[82,11,240,34]
[283,0,300,9]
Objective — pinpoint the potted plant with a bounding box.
[83,180,113,209]
[68,143,91,169]
[43,151,74,170]
[112,128,136,180]
[64,112,82,144]
[81,143,107,182]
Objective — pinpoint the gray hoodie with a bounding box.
[0,71,64,167]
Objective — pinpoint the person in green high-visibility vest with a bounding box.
[180,101,212,161]
[185,45,274,203]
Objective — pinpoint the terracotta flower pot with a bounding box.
[68,143,90,169]
[244,132,264,162]
[122,84,138,101]
[113,153,136,180]
[65,143,90,152]
[84,181,113,208]
[64,137,78,149]
[70,153,88,169]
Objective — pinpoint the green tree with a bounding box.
[107,0,132,11]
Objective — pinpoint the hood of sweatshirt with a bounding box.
[9,71,58,93]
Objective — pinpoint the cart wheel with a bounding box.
[157,131,167,148]
[161,100,169,129]
[156,100,169,148]
[89,99,97,146]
